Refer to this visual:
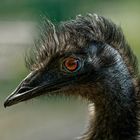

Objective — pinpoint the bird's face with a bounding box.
[4,41,118,107]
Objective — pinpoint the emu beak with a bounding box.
[4,71,63,107]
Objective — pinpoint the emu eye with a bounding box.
[63,57,80,72]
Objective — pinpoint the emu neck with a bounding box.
[84,61,138,140]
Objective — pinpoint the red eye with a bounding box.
[64,57,79,72]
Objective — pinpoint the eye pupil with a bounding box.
[64,57,79,72]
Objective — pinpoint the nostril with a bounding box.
[18,86,32,94]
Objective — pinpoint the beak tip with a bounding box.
[4,98,10,108]
[4,104,7,108]
[4,101,8,108]
[4,95,13,108]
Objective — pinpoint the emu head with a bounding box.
[4,14,138,107]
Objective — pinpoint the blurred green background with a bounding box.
[0,0,140,140]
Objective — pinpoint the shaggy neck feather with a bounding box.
[82,56,139,140]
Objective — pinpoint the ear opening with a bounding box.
[87,41,105,56]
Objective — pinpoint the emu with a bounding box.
[4,14,140,140]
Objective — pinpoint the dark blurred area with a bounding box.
[0,0,140,140]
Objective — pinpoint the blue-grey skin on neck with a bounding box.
[83,44,138,140]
